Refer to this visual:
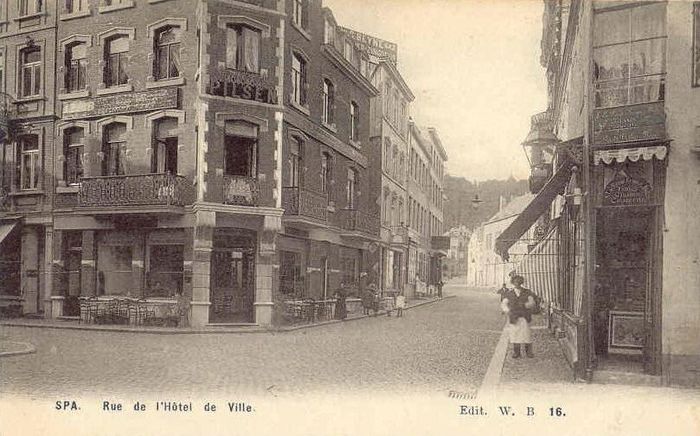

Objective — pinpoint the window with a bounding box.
[224,121,258,177]
[152,118,178,174]
[102,123,126,176]
[346,168,357,209]
[324,18,335,45]
[19,48,41,98]
[292,0,307,29]
[383,191,390,225]
[18,135,39,190]
[0,51,5,93]
[97,244,132,296]
[694,3,700,86]
[155,27,181,80]
[279,251,303,296]
[104,36,129,87]
[291,53,307,106]
[344,39,353,63]
[65,0,86,13]
[19,0,43,16]
[146,245,184,298]
[225,25,260,73]
[341,257,357,287]
[385,141,391,173]
[287,137,301,188]
[65,43,87,92]
[320,152,331,195]
[350,102,359,142]
[322,79,335,125]
[593,3,666,108]
[64,127,84,185]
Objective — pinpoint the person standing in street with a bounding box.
[395,292,406,317]
[363,284,376,315]
[500,275,537,358]
[334,284,347,320]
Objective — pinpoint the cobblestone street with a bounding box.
[0,282,505,398]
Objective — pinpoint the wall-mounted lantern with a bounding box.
[522,111,559,193]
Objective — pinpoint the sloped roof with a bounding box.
[487,193,535,223]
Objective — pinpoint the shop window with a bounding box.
[154,26,181,80]
[97,245,132,296]
[224,121,258,177]
[279,251,303,296]
[286,137,301,188]
[322,79,335,125]
[102,123,126,176]
[341,257,357,287]
[593,3,666,108]
[146,244,183,298]
[350,101,359,142]
[291,53,307,106]
[226,25,261,73]
[19,47,41,98]
[346,168,357,209]
[152,117,178,174]
[104,36,129,87]
[64,127,84,185]
[65,43,87,93]
[292,0,308,30]
[0,225,20,296]
[17,135,39,190]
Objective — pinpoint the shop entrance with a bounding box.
[594,206,659,374]
[210,248,255,323]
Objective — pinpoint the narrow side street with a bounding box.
[0,281,505,397]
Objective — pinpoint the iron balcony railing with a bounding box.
[78,173,194,208]
[337,208,380,236]
[222,175,260,206]
[282,187,328,221]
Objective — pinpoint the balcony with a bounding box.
[223,175,259,207]
[78,174,194,210]
[282,187,327,222]
[337,209,380,237]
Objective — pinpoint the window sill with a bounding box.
[14,95,44,104]
[9,189,44,197]
[58,90,90,100]
[146,76,185,89]
[56,185,80,194]
[321,121,337,133]
[60,9,91,21]
[289,99,310,116]
[96,84,133,96]
[13,12,45,22]
[291,21,311,41]
[98,1,135,14]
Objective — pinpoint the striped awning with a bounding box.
[515,227,559,306]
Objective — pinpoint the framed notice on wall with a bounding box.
[608,311,645,355]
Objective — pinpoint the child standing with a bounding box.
[395,293,406,317]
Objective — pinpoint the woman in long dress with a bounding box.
[500,275,537,358]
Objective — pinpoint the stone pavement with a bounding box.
[0,284,505,398]
[499,325,573,386]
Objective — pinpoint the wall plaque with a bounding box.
[62,88,179,119]
[593,102,666,145]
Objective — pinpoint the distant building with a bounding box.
[443,225,469,279]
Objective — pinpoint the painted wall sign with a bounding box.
[208,68,278,105]
[338,26,398,64]
[603,170,652,206]
[62,88,179,119]
[593,102,666,145]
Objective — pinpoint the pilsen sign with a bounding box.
[208,68,278,105]
[338,26,398,64]
[62,88,179,119]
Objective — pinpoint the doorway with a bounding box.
[594,207,658,373]
[210,248,255,323]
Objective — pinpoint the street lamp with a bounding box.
[522,111,558,194]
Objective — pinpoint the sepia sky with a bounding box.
[323,0,548,181]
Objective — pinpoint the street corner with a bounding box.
[0,340,36,357]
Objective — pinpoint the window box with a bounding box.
[146,76,185,89]
[58,89,90,100]
[289,99,310,116]
[96,83,133,96]
[98,1,135,14]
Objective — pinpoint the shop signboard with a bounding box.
[593,102,666,145]
[62,88,179,119]
[338,26,398,64]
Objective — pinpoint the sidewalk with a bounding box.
[0,295,453,335]
[499,325,574,385]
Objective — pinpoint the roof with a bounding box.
[373,60,415,101]
[487,193,536,223]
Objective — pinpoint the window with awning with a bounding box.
[515,227,560,306]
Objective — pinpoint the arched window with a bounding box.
[64,127,84,184]
[102,123,127,176]
[104,36,129,87]
[155,26,181,80]
[152,117,178,174]
[322,79,335,125]
[65,43,87,92]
